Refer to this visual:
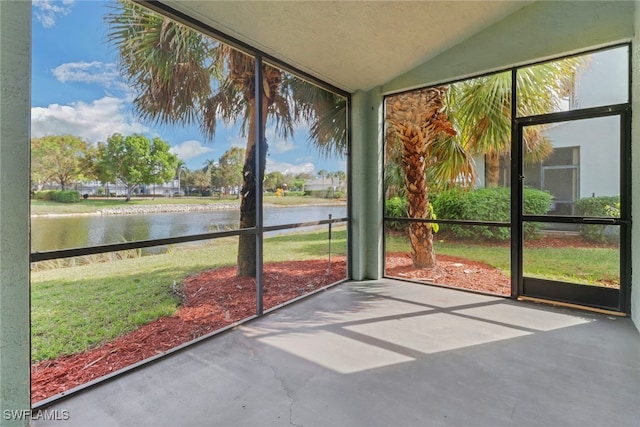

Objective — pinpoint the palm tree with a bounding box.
[106,1,346,276]
[202,158,217,196]
[174,160,186,196]
[449,60,581,187]
[385,87,471,268]
[318,169,328,189]
[333,170,346,195]
[385,60,584,269]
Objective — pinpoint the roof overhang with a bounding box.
[158,1,532,93]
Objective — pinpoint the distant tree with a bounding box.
[327,170,347,197]
[180,169,192,195]
[295,172,314,180]
[188,169,211,195]
[264,171,285,192]
[291,178,306,191]
[282,173,296,191]
[97,133,178,201]
[284,172,307,192]
[217,147,245,197]
[175,160,187,196]
[31,135,92,191]
[202,158,218,196]
[333,170,346,183]
[79,143,101,183]
[107,1,346,276]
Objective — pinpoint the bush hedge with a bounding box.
[33,190,82,203]
[33,190,56,201]
[303,189,345,199]
[574,195,620,242]
[430,187,553,241]
[384,196,408,231]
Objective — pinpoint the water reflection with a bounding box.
[32,205,346,251]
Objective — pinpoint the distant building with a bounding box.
[480,47,626,215]
[304,177,346,193]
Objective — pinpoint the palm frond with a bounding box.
[428,134,476,191]
[105,0,220,132]
[285,75,348,157]
[106,1,347,163]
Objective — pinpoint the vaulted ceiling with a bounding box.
[161,1,532,93]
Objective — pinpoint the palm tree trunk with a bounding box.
[386,88,452,269]
[237,98,258,277]
[485,152,500,187]
[237,95,269,277]
[405,145,437,268]
[235,62,281,277]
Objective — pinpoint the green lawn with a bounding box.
[386,233,619,286]
[33,227,616,362]
[31,228,347,362]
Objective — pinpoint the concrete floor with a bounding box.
[33,279,640,427]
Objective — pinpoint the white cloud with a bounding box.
[272,138,295,153]
[225,134,247,149]
[31,96,149,143]
[52,61,123,89]
[266,127,296,154]
[170,140,214,161]
[266,159,315,176]
[223,125,298,154]
[34,0,75,28]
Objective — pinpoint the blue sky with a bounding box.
[31,0,345,175]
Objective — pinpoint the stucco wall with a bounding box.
[545,115,621,200]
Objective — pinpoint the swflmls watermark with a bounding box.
[3,409,70,421]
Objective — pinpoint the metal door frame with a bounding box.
[512,104,632,313]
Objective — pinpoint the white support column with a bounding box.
[350,88,384,280]
[0,1,32,425]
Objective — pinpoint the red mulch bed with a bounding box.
[385,253,511,296]
[31,257,346,403]
[386,235,618,293]
[31,235,614,403]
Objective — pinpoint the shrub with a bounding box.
[574,195,620,242]
[52,190,82,203]
[285,191,305,197]
[33,190,56,200]
[34,190,81,203]
[385,196,407,231]
[574,196,619,216]
[432,187,552,241]
[522,187,555,238]
[384,196,439,232]
[304,189,336,198]
[304,188,344,199]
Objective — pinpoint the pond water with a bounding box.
[31,205,347,252]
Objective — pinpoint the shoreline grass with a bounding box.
[31,195,345,216]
